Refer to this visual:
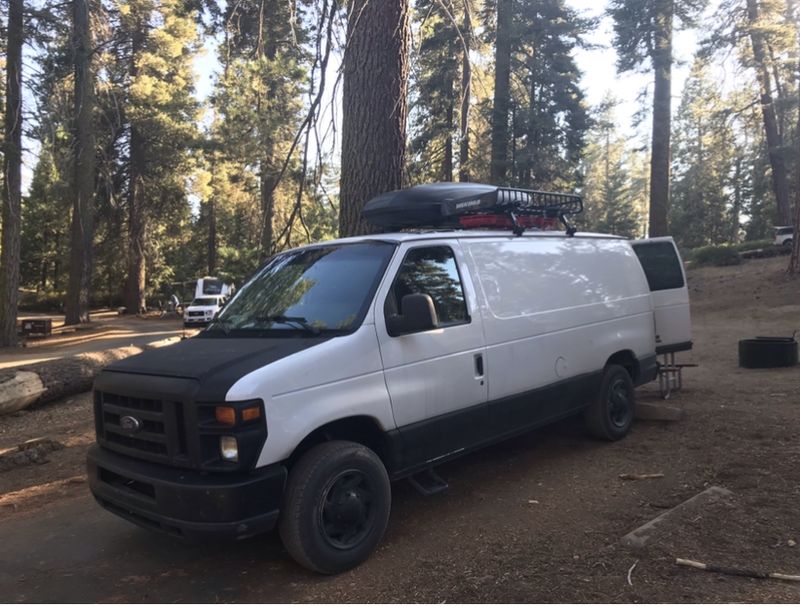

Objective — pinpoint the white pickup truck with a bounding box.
[87,183,691,574]
[182,295,227,328]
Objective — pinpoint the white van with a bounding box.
[87,184,691,574]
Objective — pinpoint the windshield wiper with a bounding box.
[259,315,322,335]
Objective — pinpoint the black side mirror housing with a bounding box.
[387,293,439,336]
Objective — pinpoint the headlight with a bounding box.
[220,436,238,462]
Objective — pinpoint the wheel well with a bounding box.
[606,350,639,382]
[287,416,388,468]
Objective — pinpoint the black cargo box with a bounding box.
[361,182,582,230]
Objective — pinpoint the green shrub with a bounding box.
[690,245,742,267]
[731,239,773,253]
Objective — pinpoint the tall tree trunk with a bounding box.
[458,0,472,182]
[207,151,217,274]
[490,0,512,184]
[0,0,23,346]
[731,155,742,243]
[443,93,454,182]
[65,0,96,325]
[54,232,62,291]
[648,0,672,237]
[257,0,279,258]
[746,0,792,225]
[125,26,147,315]
[339,0,410,237]
[789,12,800,273]
[522,47,537,187]
[208,199,217,275]
[259,156,275,256]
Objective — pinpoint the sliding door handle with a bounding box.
[474,353,484,377]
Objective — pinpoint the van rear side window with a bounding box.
[632,242,685,291]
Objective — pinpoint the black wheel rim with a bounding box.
[318,469,375,550]
[608,378,632,429]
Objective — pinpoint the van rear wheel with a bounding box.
[584,364,635,441]
[278,440,391,574]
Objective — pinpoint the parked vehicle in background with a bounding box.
[195,276,234,300]
[87,183,691,575]
[183,295,227,327]
[774,226,793,247]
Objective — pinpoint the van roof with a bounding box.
[302,230,627,248]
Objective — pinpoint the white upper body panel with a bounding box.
[223,229,669,464]
[461,236,655,400]
[632,237,693,351]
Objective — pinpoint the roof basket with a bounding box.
[362,183,583,236]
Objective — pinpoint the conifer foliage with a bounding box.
[4,0,800,330]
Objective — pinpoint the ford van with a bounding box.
[87,183,691,573]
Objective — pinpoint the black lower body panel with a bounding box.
[87,445,287,540]
[637,353,659,386]
[386,371,602,478]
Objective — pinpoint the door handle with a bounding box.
[474,353,484,377]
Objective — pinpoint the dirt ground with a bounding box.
[1,255,799,602]
[0,312,190,369]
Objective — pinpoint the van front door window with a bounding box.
[387,246,469,327]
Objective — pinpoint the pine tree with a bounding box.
[65,0,96,324]
[609,0,708,237]
[409,0,471,182]
[119,0,201,313]
[511,0,590,190]
[487,0,590,190]
[216,0,306,259]
[581,95,639,238]
[0,0,23,345]
[339,0,411,236]
[490,0,512,183]
[744,0,792,225]
[670,60,735,248]
[20,150,71,295]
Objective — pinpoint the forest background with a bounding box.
[0,0,798,345]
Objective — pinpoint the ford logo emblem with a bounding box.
[119,415,142,433]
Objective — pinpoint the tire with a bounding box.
[278,441,391,574]
[784,239,793,248]
[584,364,635,441]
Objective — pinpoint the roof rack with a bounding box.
[362,183,584,236]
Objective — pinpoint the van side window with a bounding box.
[386,246,469,326]
[632,242,685,291]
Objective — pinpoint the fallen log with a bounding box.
[0,339,178,415]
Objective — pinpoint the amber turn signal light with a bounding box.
[215,406,236,425]
[242,406,261,422]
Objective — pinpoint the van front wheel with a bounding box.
[278,441,391,574]
[584,364,635,441]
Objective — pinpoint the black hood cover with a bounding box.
[103,335,331,402]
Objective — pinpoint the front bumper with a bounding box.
[87,445,287,540]
[183,317,211,325]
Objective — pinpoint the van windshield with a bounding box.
[205,241,396,336]
[191,298,220,306]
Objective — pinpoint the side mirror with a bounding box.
[387,293,439,336]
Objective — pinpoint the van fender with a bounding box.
[224,325,395,467]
